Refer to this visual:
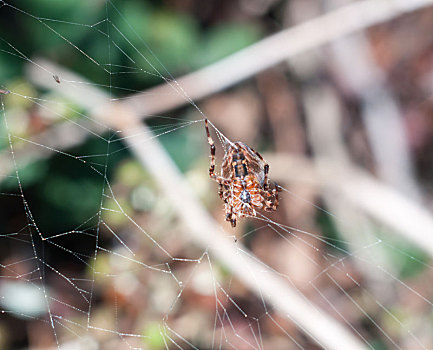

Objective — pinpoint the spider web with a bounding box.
[0,0,433,349]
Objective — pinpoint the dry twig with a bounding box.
[123,0,433,116]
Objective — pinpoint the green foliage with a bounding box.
[155,119,203,173]
[23,0,102,21]
[102,196,132,227]
[318,210,428,279]
[32,153,103,231]
[316,211,348,252]
[7,133,130,233]
[381,234,429,279]
[114,160,154,188]
[143,322,165,350]
[0,54,20,81]
[144,10,199,73]
[195,22,261,68]
[370,339,388,350]
[1,0,261,91]
[42,175,101,223]
[1,160,48,191]
[22,0,103,53]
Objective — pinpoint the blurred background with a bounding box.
[1,0,433,349]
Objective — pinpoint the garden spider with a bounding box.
[205,119,280,227]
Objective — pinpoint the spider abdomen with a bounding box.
[231,175,264,216]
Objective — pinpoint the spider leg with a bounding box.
[263,163,269,191]
[204,123,234,222]
[225,202,237,227]
[271,185,281,210]
[215,177,230,201]
[219,183,230,201]
[205,118,217,179]
[246,145,270,190]
[218,182,224,200]
[263,184,281,211]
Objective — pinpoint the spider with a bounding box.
[205,119,280,227]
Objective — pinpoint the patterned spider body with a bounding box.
[205,119,280,227]
[231,174,264,216]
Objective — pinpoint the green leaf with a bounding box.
[143,322,165,350]
[0,159,49,191]
[195,22,261,68]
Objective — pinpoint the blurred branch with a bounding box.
[270,149,433,260]
[28,60,367,350]
[123,0,433,116]
[272,151,433,278]
[25,1,433,118]
[16,0,433,173]
[265,154,319,186]
[329,14,422,201]
[286,0,415,289]
[302,83,433,260]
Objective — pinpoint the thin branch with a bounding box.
[268,152,433,262]
[330,23,422,200]
[302,83,433,259]
[19,0,433,170]
[24,1,433,119]
[122,0,433,116]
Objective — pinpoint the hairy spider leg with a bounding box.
[205,119,237,226]
[205,118,227,193]
[205,118,216,179]
[225,200,237,227]
[263,164,269,190]
[244,144,279,210]
[245,144,270,191]
[263,184,281,211]
[218,182,224,200]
